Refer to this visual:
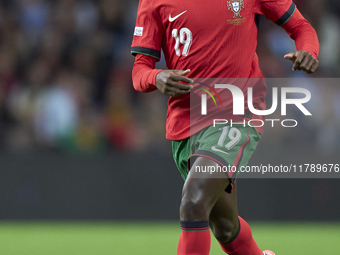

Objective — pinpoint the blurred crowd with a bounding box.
[0,0,339,155]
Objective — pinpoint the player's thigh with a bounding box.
[181,156,230,210]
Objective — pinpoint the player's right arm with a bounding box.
[132,54,193,97]
[131,0,193,97]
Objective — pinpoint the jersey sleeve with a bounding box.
[131,0,163,60]
[282,9,319,58]
[257,0,297,26]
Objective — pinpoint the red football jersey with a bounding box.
[131,0,298,140]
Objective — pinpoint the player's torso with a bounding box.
[155,0,260,78]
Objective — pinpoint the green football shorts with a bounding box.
[172,123,261,193]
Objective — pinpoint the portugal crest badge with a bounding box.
[227,0,244,18]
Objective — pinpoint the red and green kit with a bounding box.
[131,0,319,183]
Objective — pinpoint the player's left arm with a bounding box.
[282,8,319,73]
[258,1,320,74]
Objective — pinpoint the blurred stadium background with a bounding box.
[0,0,339,254]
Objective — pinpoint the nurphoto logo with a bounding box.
[200,84,312,128]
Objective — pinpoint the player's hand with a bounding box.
[156,69,194,97]
[284,50,319,74]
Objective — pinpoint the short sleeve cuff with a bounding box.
[131,47,161,59]
[275,3,296,26]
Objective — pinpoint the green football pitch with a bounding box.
[0,222,339,255]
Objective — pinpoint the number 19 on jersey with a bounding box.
[172,28,193,56]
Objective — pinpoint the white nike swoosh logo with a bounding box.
[169,10,187,22]
[211,146,230,155]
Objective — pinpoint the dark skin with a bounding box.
[155,51,319,243]
[155,69,193,97]
[181,157,239,243]
[284,50,319,73]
